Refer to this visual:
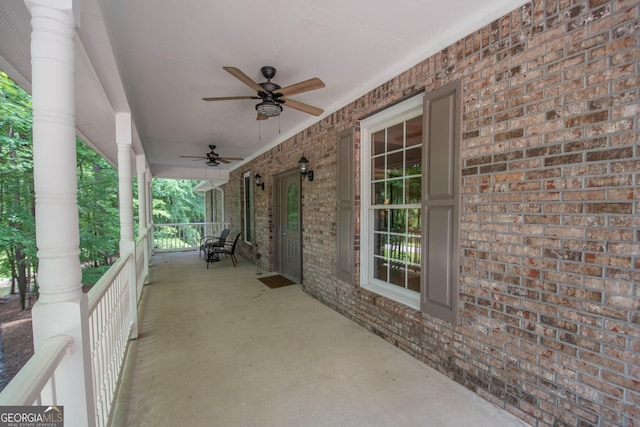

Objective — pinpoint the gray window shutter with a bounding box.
[337,128,354,283]
[422,80,461,323]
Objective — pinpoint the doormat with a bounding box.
[258,274,297,289]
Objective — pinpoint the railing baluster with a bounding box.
[1,233,151,426]
[86,253,135,427]
[153,222,229,252]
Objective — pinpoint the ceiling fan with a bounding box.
[180,145,243,167]
[202,66,325,120]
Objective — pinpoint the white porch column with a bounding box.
[136,154,150,284]
[116,113,139,339]
[25,1,95,426]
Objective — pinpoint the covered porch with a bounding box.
[1,0,638,425]
[111,252,527,426]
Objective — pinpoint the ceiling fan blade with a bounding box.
[217,158,231,164]
[257,114,268,121]
[223,66,265,93]
[180,155,208,159]
[220,157,244,161]
[202,96,257,101]
[282,98,324,116]
[277,78,325,97]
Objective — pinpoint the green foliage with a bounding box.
[0,70,36,279]
[76,139,120,265]
[152,179,204,224]
[0,70,122,282]
[0,70,205,291]
[81,265,111,287]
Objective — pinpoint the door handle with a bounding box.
[283,232,287,235]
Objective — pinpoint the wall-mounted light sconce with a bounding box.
[298,156,314,182]
[255,173,265,191]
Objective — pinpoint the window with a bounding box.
[243,171,254,244]
[361,94,424,309]
[287,184,299,231]
[361,81,461,322]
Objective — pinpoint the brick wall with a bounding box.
[221,1,639,425]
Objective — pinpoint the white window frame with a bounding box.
[360,94,424,310]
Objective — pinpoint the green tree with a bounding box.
[152,179,205,248]
[0,71,35,309]
[76,139,120,266]
[152,179,204,223]
[1,70,206,299]
[0,71,123,301]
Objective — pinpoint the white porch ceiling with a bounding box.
[0,0,528,182]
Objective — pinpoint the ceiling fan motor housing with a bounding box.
[259,66,281,94]
[260,66,276,80]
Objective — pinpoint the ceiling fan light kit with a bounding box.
[255,101,282,117]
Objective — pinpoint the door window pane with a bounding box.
[287,184,299,230]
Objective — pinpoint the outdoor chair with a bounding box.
[206,233,242,269]
[200,229,230,259]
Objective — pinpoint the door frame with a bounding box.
[273,169,302,282]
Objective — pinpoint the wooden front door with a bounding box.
[275,170,302,282]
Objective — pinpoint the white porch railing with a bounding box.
[136,233,147,300]
[87,254,134,427]
[0,335,73,406]
[0,227,158,425]
[153,222,229,252]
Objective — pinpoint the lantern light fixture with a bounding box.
[255,173,265,190]
[298,156,314,182]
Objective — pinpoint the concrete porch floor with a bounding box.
[112,252,530,427]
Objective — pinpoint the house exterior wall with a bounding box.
[222,1,639,425]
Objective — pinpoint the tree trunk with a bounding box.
[6,252,16,295]
[15,246,28,310]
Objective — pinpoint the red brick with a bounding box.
[586,203,633,214]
